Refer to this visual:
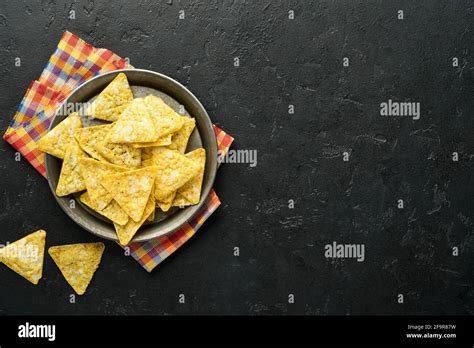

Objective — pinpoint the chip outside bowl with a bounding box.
[45,69,218,244]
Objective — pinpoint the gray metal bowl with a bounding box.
[45,69,217,243]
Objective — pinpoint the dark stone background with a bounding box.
[0,0,472,315]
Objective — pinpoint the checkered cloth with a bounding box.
[2,31,234,272]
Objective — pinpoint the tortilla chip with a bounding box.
[147,185,156,221]
[114,195,155,245]
[78,158,128,210]
[141,148,153,162]
[167,117,196,153]
[156,201,173,212]
[37,112,82,159]
[143,95,185,138]
[172,193,193,208]
[101,166,156,222]
[131,134,173,148]
[96,137,141,167]
[107,98,158,143]
[48,242,105,295]
[56,140,87,196]
[80,192,129,226]
[178,148,206,204]
[147,148,199,201]
[0,230,46,285]
[74,125,110,162]
[156,192,176,212]
[84,73,133,121]
[147,207,155,222]
[140,158,154,167]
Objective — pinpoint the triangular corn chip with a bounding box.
[156,201,173,212]
[167,117,196,153]
[0,230,46,285]
[48,242,105,295]
[146,208,155,222]
[114,194,155,245]
[56,140,87,196]
[156,192,176,212]
[172,193,193,208]
[140,158,153,167]
[131,134,173,148]
[101,167,156,222]
[78,158,128,210]
[107,98,158,143]
[148,148,199,201]
[145,208,156,222]
[143,95,185,138]
[141,148,153,162]
[177,148,206,204]
[37,112,82,159]
[85,73,133,121]
[75,125,110,162]
[80,192,129,226]
[146,185,156,221]
[96,138,141,167]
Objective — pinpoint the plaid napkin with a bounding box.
[3,31,234,272]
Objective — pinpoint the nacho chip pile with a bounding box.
[39,73,206,245]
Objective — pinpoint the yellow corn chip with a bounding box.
[48,242,105,295]
[0,230,46,285]
[147,185,156,221]
[107,98,158,143]
[141,158,153,167]
[148,148,199,201]
[56,140,87,196]
[114,194,155,245]
[147,206,155,222]
[75,125,110,162]
[75,123,141,167]
[78,158,128,210]
[161,192,176,204]
[80,192,129,226]
[156,192,176,212]
[96,137,141,167]
[141,148,153,162]
[37,112,82,159]
[85,73,133,121]
[178,148,206,204]
[167,117,196,153]
[143,95,185,138]
[172,193,193,207]
[131,134,173,148]
[101,166,156,222]
[156,201,173,212]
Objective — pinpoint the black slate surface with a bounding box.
[0,0,472,315]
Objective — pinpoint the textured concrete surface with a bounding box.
[0,0,472,315]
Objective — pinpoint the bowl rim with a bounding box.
[45,68,218,243]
